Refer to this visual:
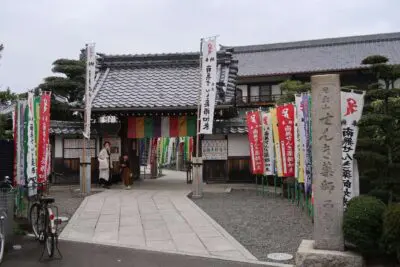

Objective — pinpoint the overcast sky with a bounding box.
[0,0,399,93]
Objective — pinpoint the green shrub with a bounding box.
[368,189,392,204]
[381,204,400,261]
[343,195,386,255]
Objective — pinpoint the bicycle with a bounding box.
[0,175,14,263]
[28,181,61,259]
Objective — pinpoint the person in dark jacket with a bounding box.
[120,154,131,189]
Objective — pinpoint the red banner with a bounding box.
[246,111,264,174]
[277,104,295,177]
[37,93,51,183]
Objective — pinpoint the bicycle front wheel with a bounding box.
[29,203,44,240]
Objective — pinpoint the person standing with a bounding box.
[120,154,131,189]
[98,141,112,189]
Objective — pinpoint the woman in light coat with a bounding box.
[98,141,112,188]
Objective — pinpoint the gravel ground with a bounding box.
[192,190,313,263]
[48,185,102,232]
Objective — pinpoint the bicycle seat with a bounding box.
[40,197,55,204]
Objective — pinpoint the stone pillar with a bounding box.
[295,74,363,267]
[311,74,344,251]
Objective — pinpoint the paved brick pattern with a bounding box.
[60,189,257,262]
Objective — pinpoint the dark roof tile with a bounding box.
[222,32,400,77]
[91,51,238,110]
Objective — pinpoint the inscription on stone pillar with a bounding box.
[311,74,344,251]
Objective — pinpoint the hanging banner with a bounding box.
[46,144,52,177]
[276,104,295,177]
[37,93,51,183]
[199,37,217,134]
[150,138,158,165]
[19,101,26,186]
[83,43,96,139]
[13,106,19,186]
[261,112,274,175]
[341,90,365,207]
[295,94,305,183]
[271,108,283,177]
[26,93,37,196]
[34,97,40,161]
[246,111,264,174]
[302,94,312,193]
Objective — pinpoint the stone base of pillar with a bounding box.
[296,240,364,267]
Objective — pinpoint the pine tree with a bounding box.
[356,55,400,203]
[37,58,86,120]
[277,80,310,104]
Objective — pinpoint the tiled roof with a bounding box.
[50,120,86,135]
[222,32,400,77]
[91,51,238,110]
[50,120,119,136]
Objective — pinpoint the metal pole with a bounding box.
[193,38,204,198]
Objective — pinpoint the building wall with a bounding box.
[201,133,254,183]
[52,136,100,184]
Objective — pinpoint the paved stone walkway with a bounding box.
[59,171,259,263]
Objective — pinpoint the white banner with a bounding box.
[261,112,274,175]
[341,90,365,208]
[295,95,305,182]
[83,43,96,139]
[27,93,37,196]
[199,37,217,134]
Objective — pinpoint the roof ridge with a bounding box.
[224,32,400,54]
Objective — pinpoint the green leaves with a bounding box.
[51,59,85,79]
[362,55,389,65]
[359,55,400,202]
[276,80,310,104]
[0,88,17,104]
[37,58,86,120]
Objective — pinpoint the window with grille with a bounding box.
[63,139,96,159]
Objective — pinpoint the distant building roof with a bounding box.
[222,32,400,77]
[91,51,238,111]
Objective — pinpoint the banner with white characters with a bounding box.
[83,43,96,138]
[261,112,275,175]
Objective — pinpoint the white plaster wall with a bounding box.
[228,134,250,157]
[54,135,63,158]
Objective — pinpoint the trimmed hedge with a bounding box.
[343,196,386,255]
[381,204,400,261]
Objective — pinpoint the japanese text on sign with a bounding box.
[199,38,217,134]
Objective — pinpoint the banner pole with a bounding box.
[262,175,265,196]
[193,38,204,199]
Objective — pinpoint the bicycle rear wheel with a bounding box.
[45,233,55,258]
[29,203,45,241]
[0,232,4,264]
